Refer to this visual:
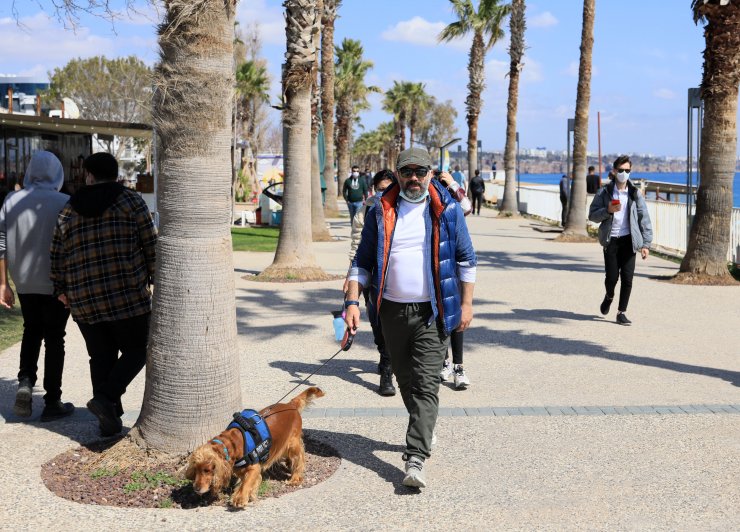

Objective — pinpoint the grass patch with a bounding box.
[123,470,189,494]
[0,280,24,351]
[258,480,273,497]
[231,227,280,252]
[90,467,120,479]
[158,498,174,509]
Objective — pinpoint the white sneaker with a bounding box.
[453,364,470,389]
[439,360,453,382]
[431,429,437,446]
[402,456,426,488]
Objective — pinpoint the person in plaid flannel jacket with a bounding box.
[50,152,157,436]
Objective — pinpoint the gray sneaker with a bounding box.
[402,456,427,488]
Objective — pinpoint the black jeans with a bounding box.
[604,235,636,312]
[76,312,150,406]
[560,195,568,226]
[472,193,484,215]
[446,329,464,365]
[362,288,389,367]
[17,293,70,403]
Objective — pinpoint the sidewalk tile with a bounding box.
[492,407,509,416]
[464,407,480,416]
[545,407,564,416]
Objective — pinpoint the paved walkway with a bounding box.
[1,209,739,530]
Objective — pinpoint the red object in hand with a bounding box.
[611,199,621,205]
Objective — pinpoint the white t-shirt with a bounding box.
[383,200,431,303]
[610,187,631,238]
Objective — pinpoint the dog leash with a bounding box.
[270,328,356,407]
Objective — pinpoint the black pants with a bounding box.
[560,195,568,226]
[77,312,150,406]
[446,329,463,365]
[604,235,636,312]
[362,289,389,367]
[472,193,484,215]
[17,293,70,403]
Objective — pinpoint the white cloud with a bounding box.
[382,17,471,51]
[529,11,558,28]
[653,88,676,100]
[485,55,543,85]
[236,0,285,46]
[0,13,116,73]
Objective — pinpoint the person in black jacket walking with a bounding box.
[468,170,485,215]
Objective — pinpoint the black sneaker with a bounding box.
[378,366,396,396]
[40,401,75,422]
[87,397,123,436]
[616,313,632,326]
[600,295,613,315]
[13,378,33,417]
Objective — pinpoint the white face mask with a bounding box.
[616,171,629,183]
[351,172,359,178]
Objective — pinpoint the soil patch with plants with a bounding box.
[42,434,340,509]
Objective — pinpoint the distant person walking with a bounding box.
[469,170,485,215]
[343,165,368,221]
[51,153,157,436]
[451,165,466,189]
[559,174,571,226]
[586,166,602,194]
[0,151,74,421]
[589,155,652,325]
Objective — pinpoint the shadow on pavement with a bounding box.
[306,428,419,494]
[480,329,740,388]
[477,308,598,322]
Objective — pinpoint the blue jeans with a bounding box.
[347,201,364,221]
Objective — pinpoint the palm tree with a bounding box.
[439,0,510,177]
[561,0,594,239]
[235,60,270,165]
[678,0,739,282]
[334,38,378,195]
[382,81,411,161]
[261,0,328,280]
[134,0,243,452]
[310,0,332,241]
[500,0,525,214]
[320,0,341,214]
[406,82,431,148]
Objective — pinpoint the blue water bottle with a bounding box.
[332,310,345,342]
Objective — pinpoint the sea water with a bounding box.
[516,172,740,208]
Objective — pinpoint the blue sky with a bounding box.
[2,0,737,158]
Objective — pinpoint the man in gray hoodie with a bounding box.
[0,151,74,420]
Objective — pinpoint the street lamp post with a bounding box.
[438,137,462,172]
[516,131,520,201]
[477,139,482,175]
[686,87,703,244]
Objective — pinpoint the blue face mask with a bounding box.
[398,187,429,203]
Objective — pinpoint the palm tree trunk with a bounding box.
[133,0,241,453]
[263,0,327,280]
[679,2,739,280]
[466,33,485,181]
[320,0,339,215]
[501,0,526,214]
[310,0,331,241]
[336,104,350,201]
[562,0,595,238]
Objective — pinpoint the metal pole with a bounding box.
[516,131,520,201]
[597,111,602,179]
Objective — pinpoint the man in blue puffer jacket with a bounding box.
[345,147,477,489]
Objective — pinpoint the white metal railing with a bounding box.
[491,183,740,264]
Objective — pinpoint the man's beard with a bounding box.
[403,180,428,201]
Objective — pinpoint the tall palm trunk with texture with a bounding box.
[133,0,241,452]
[501,0,526,214]
[262,0,327,280]
[679,1,739,281]
[310,0,331,241]
[562,0,595,238]
[335,102,350,201]
[320,0,339,214]
[466,32,485,178]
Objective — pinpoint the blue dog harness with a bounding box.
[215,409,272,468]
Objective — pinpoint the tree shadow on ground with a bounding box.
[479,328,740,388]
[0,376,127,443]
[475,250,604,273]
[477,308,598,323]
[305,428,418,495]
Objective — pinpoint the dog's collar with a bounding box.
[211,438,230,462]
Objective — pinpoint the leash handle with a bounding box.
[341,328,355,351]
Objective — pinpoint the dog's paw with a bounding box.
[230,493,250,508]
[286,475,303,486]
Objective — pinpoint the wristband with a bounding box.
[344,300,360,309]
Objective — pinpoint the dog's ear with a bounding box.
[183,452,197,480]
[210,449,232,493]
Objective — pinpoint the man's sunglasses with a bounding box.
[616,168,631,174]
[398,167,430,178]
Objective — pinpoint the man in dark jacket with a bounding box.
[342,165,368,221]
[559,174,571,226]
[345,147,477,488]
[586,166,602,194]
[468,169,485,215]
[50,152,157,436]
